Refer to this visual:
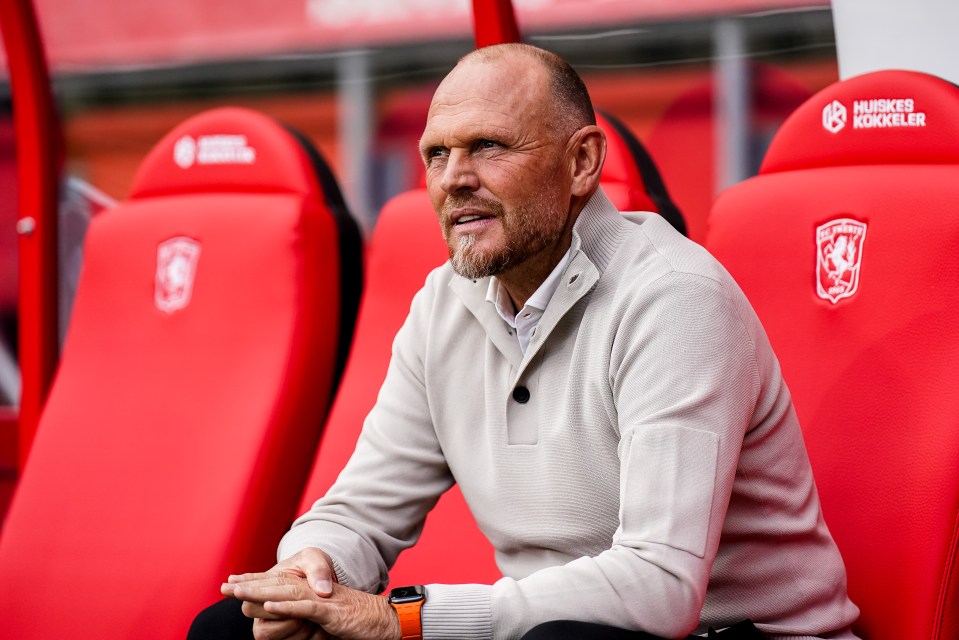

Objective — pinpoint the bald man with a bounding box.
[205,44,860,640]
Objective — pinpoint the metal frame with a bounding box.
[472,0,521,46]
[0,0,62,468]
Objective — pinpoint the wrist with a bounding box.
[385,596,404,640]
[388,585,426,640]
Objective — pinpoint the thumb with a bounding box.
[311,575,334,597]
[299,548,336,597]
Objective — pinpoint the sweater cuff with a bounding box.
[276,528,388,594]
[422,583,494,640]
[274,537,351,590]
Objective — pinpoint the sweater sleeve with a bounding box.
[277,270,454,595]
[421,271,763,639]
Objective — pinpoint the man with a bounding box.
[209,43,860,640]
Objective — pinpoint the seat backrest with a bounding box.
[597,111,687,235]
[0,107,362,639]
[297,115,683,589]
[297,188,499,587]
[400,110,686,234]
[705,70,959,640]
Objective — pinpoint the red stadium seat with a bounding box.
[706,70,959,640]
[0,107,362,639]
[597,111,687,235]
[296,188,496,588]
[296,115,684,589]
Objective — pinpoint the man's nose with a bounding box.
[440,149,480,194]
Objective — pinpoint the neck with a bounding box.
[499,192,591,309]
[498,235,571,311]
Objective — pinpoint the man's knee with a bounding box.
[523,621,584,640]
[521,620,653,640]
[520,620,765,640]
[186,598,253,640]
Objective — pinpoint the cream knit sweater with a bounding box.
[279,190,860,639]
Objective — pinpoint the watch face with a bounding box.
[390,585,425,604]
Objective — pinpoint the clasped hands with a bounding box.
[221,547,401,640]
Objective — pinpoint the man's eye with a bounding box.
[478,139,500,150]
[425,147,448,163]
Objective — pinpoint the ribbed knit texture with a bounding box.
[422,584,494,639]
[279,190,860,639]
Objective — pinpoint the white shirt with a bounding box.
[486,250,572,353]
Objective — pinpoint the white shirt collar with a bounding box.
[485,249,572,353]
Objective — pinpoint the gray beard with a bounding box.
[449,234,501,280]
[444,193,565,280]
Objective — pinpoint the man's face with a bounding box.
[419,57,574,280]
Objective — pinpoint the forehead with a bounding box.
[421,58,552,143]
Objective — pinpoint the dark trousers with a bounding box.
[522,619,766,639]
[187,598,252,640]
[187,597,767,640]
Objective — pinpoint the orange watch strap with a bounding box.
[391,600,424,640]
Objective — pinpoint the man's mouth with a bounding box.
[444,196,503,231]
[449,209,497,229]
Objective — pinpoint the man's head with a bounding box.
[419,43,606,297]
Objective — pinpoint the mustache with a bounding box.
[441,194,505,219]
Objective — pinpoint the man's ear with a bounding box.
[568,125,606,197]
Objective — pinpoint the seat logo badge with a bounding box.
[174,135,197,168]
[822,100,847,133]
[174,134,257,168]
[816,218,867,304]
[156,237,201,314]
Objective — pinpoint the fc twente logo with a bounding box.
[816,218,867,304]
[155,237,201,314]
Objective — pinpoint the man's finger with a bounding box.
[253,617,319,640]
[241,600,286,621]
[228,572,274,584]
[263,599,326,622]
[234,578,312,604]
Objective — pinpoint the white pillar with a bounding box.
[336,49,376,229]
[0,338,19,406]
[832,0,959,83]
[713,17,751,192]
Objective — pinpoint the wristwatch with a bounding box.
[388,585,426,640]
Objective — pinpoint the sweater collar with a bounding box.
[449,188,633,370]
[568,187,635,277]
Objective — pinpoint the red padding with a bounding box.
[0,107,349,639]
[707,70,959,640]
[597,111,686,235]
[297,189,501,588]
[598,112,658,213]
[761,69,959,174]
[131,107,320,199]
